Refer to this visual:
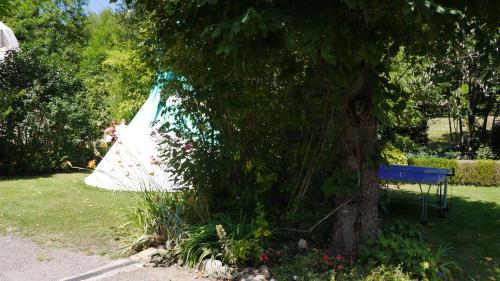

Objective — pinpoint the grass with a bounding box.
[425,117,494,154]
[0,173,135,257]
[382,184,500,281]
[427,117,494,141]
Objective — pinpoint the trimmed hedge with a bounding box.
[408,158,500,186]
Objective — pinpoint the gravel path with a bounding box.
[0,235,209,281]
[0,234,108,281]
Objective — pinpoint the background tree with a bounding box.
[381,48,444,152]
[0,1,13,16]
[79,9,154,123]
[2,0,88,64]
[428,18,499,154]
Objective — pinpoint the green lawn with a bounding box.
[0,173,135,257]
[427,117,493,142]
[383,184,500,281]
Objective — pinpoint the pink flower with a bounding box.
[183,142,193,151]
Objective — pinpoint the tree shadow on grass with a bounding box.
[0,169,90,182]
[381,187,500,281]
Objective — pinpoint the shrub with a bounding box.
[176,222,263,267]
[408,158,500,186]
[0,51,97,174]
[408,157,458,171]
[381,142,408,165]
[173,208,269,267]
[216,224,262,265]
[361,265,412,281]
[272,252,413,281]
[456,160,498,186]
[476,145,498,160]
[272,250,335,281]
[393,135,422,154]
[359,222,459,280]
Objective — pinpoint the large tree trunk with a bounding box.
[330,67,378,258]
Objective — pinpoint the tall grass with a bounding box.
[125,190,187,251]
[176,224,220,267]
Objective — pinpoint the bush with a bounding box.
[361,265,412,281]
[456,160,499,186]
[272,251,417,281]
[0,51,97,174]
[476,145,498,160]
[271,250,336,281]
[381,142,408,165]
[176,220,263,267]
[408,157,458,171]
[393,135,423,154]
[408,158,500,186]
[216,224,262,265]
[359,222,459,280]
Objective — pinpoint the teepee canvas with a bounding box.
[85,85,179,191]
[0,22,19,60]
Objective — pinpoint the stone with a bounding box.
[258,265,271,280]
[298,238,308,249]
[201,259,229,276]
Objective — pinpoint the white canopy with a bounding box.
[0,21,19,60]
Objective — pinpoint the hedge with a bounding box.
[408,158,500,186]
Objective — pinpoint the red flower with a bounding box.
[260,252,269,263]
[322,254,329,262]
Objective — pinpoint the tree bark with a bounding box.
[458,116,464,151]
[330,67,378,258]
[448,108,454,146]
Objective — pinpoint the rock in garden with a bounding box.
[258,265,271,280]
[298,238,308,249]
[202,259,229,276]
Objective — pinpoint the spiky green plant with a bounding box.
[125,189,187,251]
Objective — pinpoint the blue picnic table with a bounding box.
[378,164,454,224]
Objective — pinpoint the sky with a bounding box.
[87,0,119,13]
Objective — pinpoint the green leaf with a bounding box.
[435,5,446,14]
[459,84,469,94]
[212,26,222,38]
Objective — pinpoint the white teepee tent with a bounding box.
[0,21,19,60]
[85,85,180,191]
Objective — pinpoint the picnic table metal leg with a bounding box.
[439,177,449,217]
[420,184,432,225]
[436,183,442,205]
